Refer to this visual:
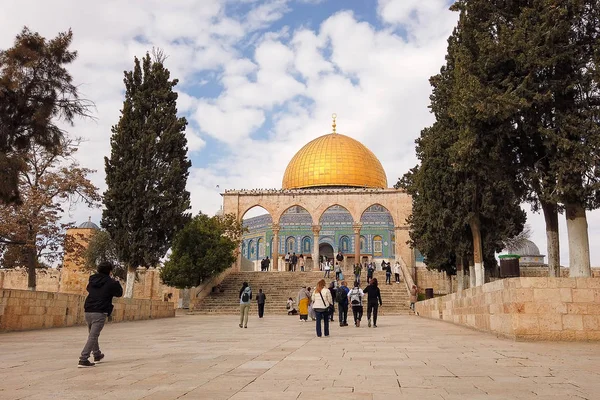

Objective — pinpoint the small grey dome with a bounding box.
[512,239,541,256]
[78,217,100,230]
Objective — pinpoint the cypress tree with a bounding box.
[102,53,191,297]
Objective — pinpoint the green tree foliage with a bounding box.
[102,52,191,292]
[84,230,126,280]
[161,213,245,289]
[0,27,93,204]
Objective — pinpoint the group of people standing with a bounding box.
[352,260,402,285]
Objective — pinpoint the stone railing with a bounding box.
[399,258,415,294]
[190,267,237,309]
[415,277,600,341]
[0,289,175,333]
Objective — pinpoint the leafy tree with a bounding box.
[0,27,93,204]
[161,213,245,289]
[102,52,191,297]
[84,230,126,280]
[0,138,99,288]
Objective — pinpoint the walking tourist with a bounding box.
[324,261,331,278]
[260,258,266,272]
[257,288,266,318]
[335,263,342,280]
[363,278,382,327]
[348,281,364,327]
[394,261,401,283]
[265,256,270,271]
[410,284,418,314]
[299,254,305,271]
[328,282,336,322]
[239,282,252,328]
[353,264,361,285]
[336,251,344,268]
[297,286,310,322]
[311,279,333,337]
[291,252,298,272]
[287,297,298,315]
[336,280,350,326]
[78,261,123,368]
[285,252,291,270]
[367,263,374,284]
[385,262,392,285]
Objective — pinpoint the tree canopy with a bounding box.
[160,213,245,289]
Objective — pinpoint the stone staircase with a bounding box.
[194,271,412,315]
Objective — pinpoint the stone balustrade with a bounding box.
[0,289,175,332]
[415,277,600,341]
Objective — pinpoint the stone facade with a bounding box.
[415,277,600,341]
[222,188,414,271]
[0,289,175,332]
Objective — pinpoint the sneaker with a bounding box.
[357,320,360,327]
[244,326,247,328]
[373,324,377,328]
[368,319,371,328]
[77,360,95,368]
[239,324,243,328]
[93,353,104,363]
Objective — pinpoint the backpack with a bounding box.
[349,288,361,305]
[336,253,343,262]
[241,288,250,302]
[336,287,347,303]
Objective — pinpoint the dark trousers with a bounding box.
[386,273,391,284]
[258,303,265,318]
[329,304,335,321]
[315,310,330,337]
[395,273,400,282]
[352,305,363,323]
[367,303,379,325]
[338,303,348,325]
[80,312,106,361]
[367,274,373,284]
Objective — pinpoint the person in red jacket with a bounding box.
[78,261,123,367]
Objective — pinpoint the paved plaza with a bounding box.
[1,314,599,400]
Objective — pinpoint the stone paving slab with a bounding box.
[0,314,599,399]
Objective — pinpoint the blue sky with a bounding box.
[2,0,598,267]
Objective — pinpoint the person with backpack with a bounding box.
[363,278,383,328]
[256,288,266,318]
[336,281,350,326]
[353,264,361,285]
[367,263,374,284]
[385,262,392,285]
[348,281,364,327]
[239,282,252,328]
[78,261,123,368]
[311,279,333,337]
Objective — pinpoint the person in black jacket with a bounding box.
[363,278,382,328]
[78,261,123,367]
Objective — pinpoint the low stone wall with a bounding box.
[0,289,175,332]
[415,277,600,341]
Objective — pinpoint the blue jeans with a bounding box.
[315,310,330,337]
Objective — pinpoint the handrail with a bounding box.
[398,257,415,294]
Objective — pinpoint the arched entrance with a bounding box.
[319,243,334,263]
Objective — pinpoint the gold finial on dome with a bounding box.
[332,113,337,134]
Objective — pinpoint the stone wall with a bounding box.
[415,277,600,341]
[0,267,181,307]
[0,289,175,332]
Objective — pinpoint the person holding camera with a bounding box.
[78,261,123,368]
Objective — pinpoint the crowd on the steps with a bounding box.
[237,262,420,337]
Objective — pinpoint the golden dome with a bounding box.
[282,118,387,189]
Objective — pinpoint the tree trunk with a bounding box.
[469,216,485,286]
[565,203,591,277]
[468,257,475,288]
[124,265,136,298]
[456,254,464,292]
[26,226,36,291]
[541,201,560,277]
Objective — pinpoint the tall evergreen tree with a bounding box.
[102,53,191,297]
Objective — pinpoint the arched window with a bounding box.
[302,236,311,253]
[373,235,383,256]
[339,236,350,253]
[248,239,255,259]
[257,238,265,258]
[286,236,296,253]
[241,241,246,258]
[360,236,366,252]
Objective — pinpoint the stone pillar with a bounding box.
[272,224,280,271]
[312,225,321,271]
[353,223,362,267]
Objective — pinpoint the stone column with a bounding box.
[272,224,280,271]
[312,225,321,271]
[353,223,362,267]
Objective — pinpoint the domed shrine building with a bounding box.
[221,116,414,271]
